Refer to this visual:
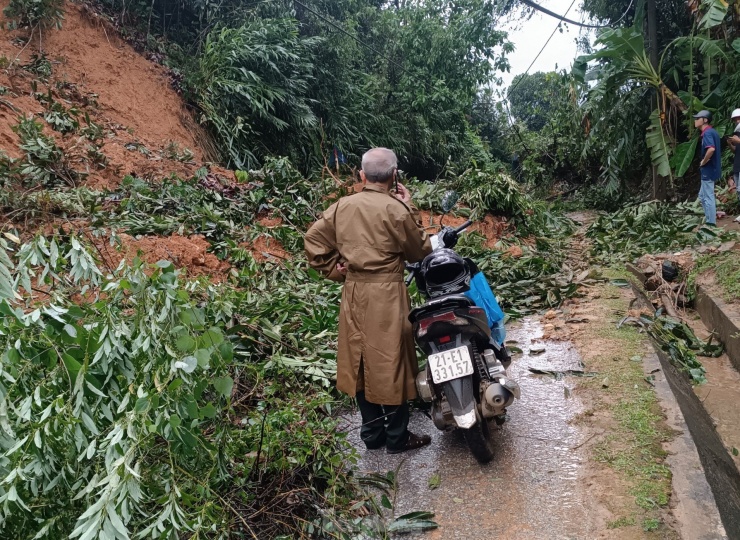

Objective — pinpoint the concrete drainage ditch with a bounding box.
[630,268,740,538]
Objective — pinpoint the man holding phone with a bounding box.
[727,108,740,222]
[304,148,435,454]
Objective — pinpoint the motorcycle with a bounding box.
[405,212,520,464]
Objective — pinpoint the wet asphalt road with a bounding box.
[341,318,598,539]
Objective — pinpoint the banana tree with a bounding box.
[574,27,686,184]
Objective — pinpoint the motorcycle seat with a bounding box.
[408,294,474,323]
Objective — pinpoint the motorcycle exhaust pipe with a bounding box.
[482,382,514,417]
[415,371,434,402]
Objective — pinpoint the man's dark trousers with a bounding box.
[356,391,409,451]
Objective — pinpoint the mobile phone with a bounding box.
[394,176,399,193]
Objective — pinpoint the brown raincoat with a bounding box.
[304,184,432,405]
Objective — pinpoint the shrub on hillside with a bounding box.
[188,19,318,170]
[4,0,64,29]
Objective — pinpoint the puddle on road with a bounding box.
[684,318,740,471]
[342,317,598,539]
[694,353,740,469]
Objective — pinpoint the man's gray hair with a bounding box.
[361,148,397,183]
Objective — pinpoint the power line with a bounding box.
[507,0,578,100]
[292,0,413,83]
[518,0,635,29]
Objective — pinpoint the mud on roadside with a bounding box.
[558,278,680,538]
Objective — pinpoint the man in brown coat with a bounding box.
[304,148,433,453]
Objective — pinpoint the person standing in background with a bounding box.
[693,110,721,226]
[726,108,740,222]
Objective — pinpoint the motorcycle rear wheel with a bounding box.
[463,413,493,464]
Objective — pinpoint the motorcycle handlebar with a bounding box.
[453,220,473,234]
[404,220,472,287]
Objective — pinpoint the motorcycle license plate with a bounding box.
[429,346,474,384]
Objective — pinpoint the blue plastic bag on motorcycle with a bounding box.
[463,270,506,344]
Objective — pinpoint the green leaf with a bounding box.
[62,353,81,384]
[427,473,441,489]
[179,307,206,328]
[199,327,224,348]
[388,518,438,533]
[174,356,197,374]
[200,403,217,418]
[175,334,196,352]
[395,511,436,521]
[213,376,234,398]
[195,349,211,368]
[218,340,234,362]
[156,260,175,272]
[134,397,150,413]
[381,494,393,509]
[671,137,699,178]
[262,327,281,341]
[700,0,728,29]
[0,263,16,301]
[645,109,673,179]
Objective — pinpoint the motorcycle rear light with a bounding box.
[438,335,451,344]
[417,311,468,337]
[468,307,485,317]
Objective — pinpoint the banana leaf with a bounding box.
[671,137,699,178]
[645,109,673,179]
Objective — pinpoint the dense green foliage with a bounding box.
[3,0,64,29]
[0,155,456,537]
[97,0,514,174]
[505,0,740,205]
[586,200,731,263]
[508,72,564,132]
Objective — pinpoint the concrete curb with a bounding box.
[653,346,740,538]
[695,284,740,370]
[644,350,726,539]
[625,265,740,537]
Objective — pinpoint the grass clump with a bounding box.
[579,281,674,535]
[688,250,740,303]
[607,516,636,529]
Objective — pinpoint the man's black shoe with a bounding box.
[363,436,386,450]
[387,432,431,454]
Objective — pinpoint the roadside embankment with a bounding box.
[629,264,740,538]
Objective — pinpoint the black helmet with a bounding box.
[693,110,712,121]
[421,249,470,298]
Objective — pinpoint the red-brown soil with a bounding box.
[0,0,208,190]
[94,232,231,281]
[243,235,290,263]
[418,210,508,249]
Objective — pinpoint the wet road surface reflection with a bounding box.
[342,318,598,539]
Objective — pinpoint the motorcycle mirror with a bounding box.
[440,190,459,213]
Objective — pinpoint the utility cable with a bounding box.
[518,0,635,29]
[506,0,578,109]
[293,0,453,98]
[501,0,579,148]
[292,0,408,77]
